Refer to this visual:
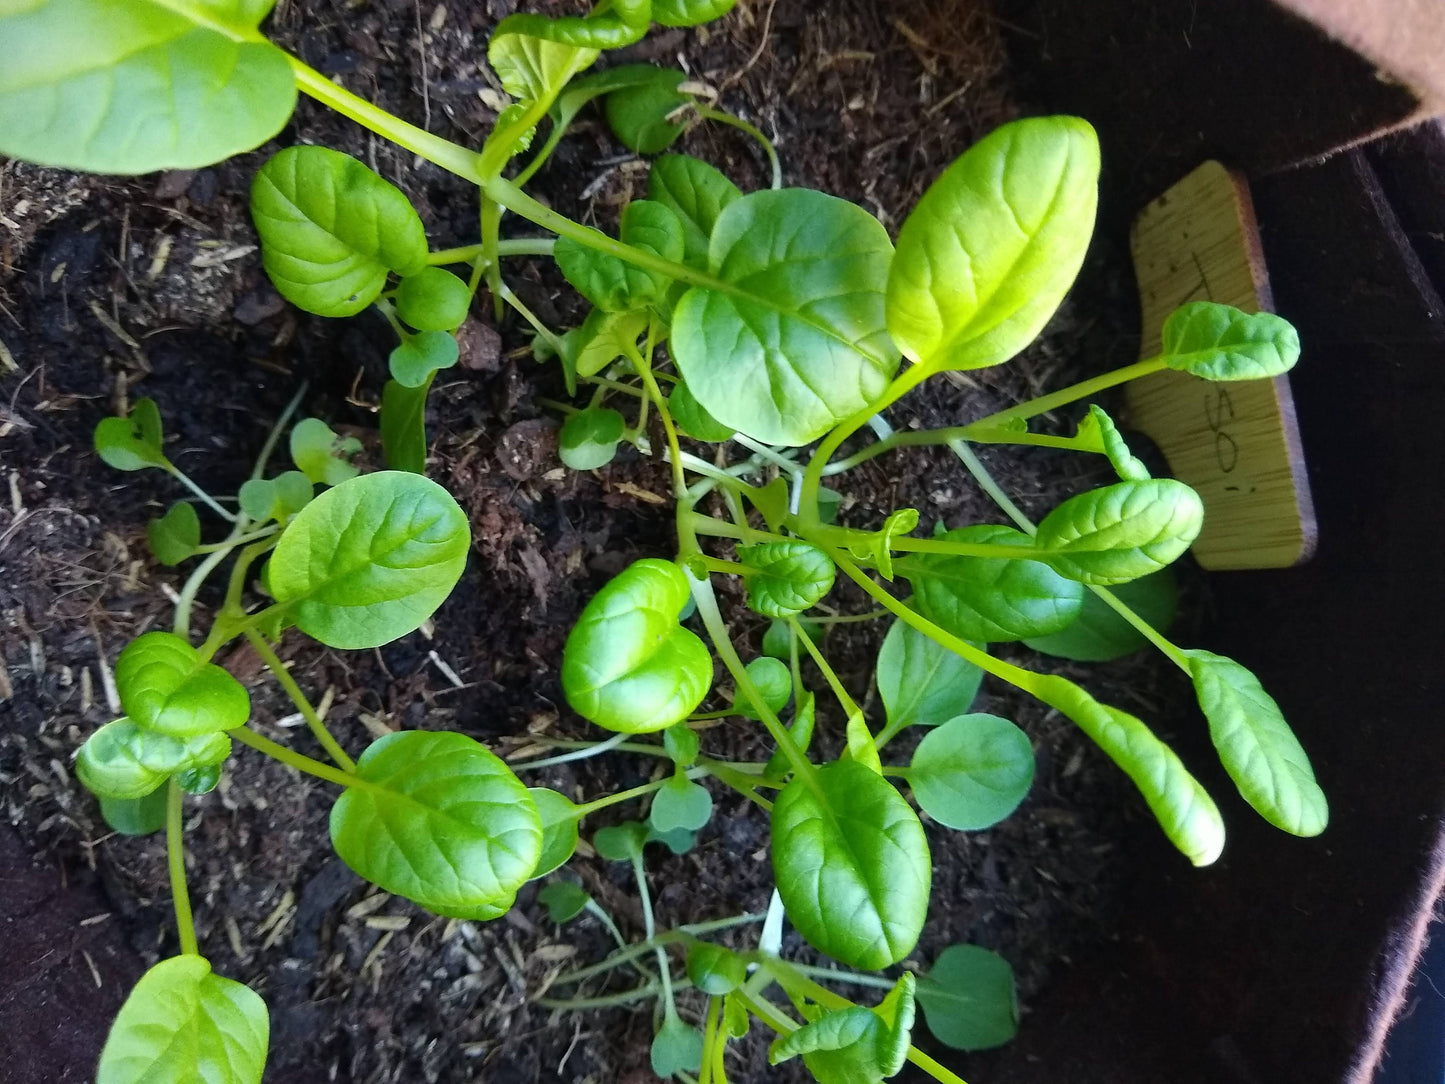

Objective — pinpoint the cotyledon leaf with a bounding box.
[0,0,296,174]
[330,731,542,918]
[268,471,470,650]
[909,713,1035,831]
[671,188,899,446]
[886,115,1099,373]
[1185,649,1327,836]
[97,954,268,1084]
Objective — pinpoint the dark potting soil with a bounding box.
[0,1,1207,1081]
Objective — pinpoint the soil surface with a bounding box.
[0,1,1198,1081]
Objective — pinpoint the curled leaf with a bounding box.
[739,541,835,619]
[1160,302,1300,381]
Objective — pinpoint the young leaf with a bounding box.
[605,66,691,155]
[381,379,429,474]
[1024,568,1178,662]
[1084,404,1150,482]
[395,267,472,331]
[537,880,591,923]
[555,199,685,313]
[648,824,698,855]
[559,406,626,471]
[876,619,984,732]
[95,398,168,472]
[769,974,915,1083]
[0,0,296,175]
[651,1014,705,1079]
[1184,649,1327,836]
[564,307,650,378]
[647,154,743,269]
[668,381,736,441]
[902,524,1084,642]
[735,656,791,720]
[738,541,835,619]
[915,945,1018,1051]
[268,471,471,649]
[78,720,229,800]
[593,820,650,862]
[764,693,816,779]
[176,763,221,795]
[97,954,268,1084]
[288,417,361,486]
[115,631,250,738]
[653,0,739,26]
[561,559,712,733]
[1035,479,1204,586]
[886,115,1099,373]
[330,731,541,918]
[389,331,460,388]
[251,146,428,317]
[488,28,599,102]
[1038,675,1224,865]
[147,502,201,566]
[99,788,169,837]
[528,788,581,880]
[237,472,314,525]
[663,723,701,767]
[672,189,899,446]
[686,943,748,995]
[772,760,930,969]
[909,713,1035,830]
[1160,301,1300,381]
[844,713,883,775]
[847,507,918,580]
[650,773,714,833]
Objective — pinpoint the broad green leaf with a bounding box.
[99,788,168,837]
[562,307,650,378]
[380,378,429,474]
[735,655,791,720]
[237,472,314,525]
[772,760,930,969]
[396,267,472,331]
[653,0,738,26]
[650,773,713,832]
[115,631,250,737]
[1184,649,1327,836]
[389,331,460,388]
[738,541,835,619]
[672,189,899,446]
[916,945,1018,1051]
[669,381,735,440]
[886,115,1099,372]
[648,154,743,269]
[97,954,268,1084]
[903,524,1083,642]
[77,719,230,803]
[488,29,598,101]
[176,763,221,795]
[555,199,685,313]
[537,880,590,922]
[529,787,580,879]
[1035,479,1204,586]
[909,714,1034,830]
[593,820,650,862]
[876,619,984,731]
[289,417,361,486]
[330,731,541,918]
[1024,568,1178,662]
[605,66,690,155]
[147,502,200,566]
[559,406,626,470]
[269,471,471,649]
[770,975,915,1083]
[1038,675,1224,865]
[95,398,167,472]
[686,943,747,995]
[251,146,428,317]
[561,559,712,733]
[1160,302,1300,381]
[1083,404,1150,481]
[652,1014,705,1079]
[0,0,295,175]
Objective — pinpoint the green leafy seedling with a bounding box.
[559,406,626,470]
[915,945,1019,1051]
[289,417,362,487]
[396,267,473,331]
[147,502,200,566]
[906,713,1036,831]
[605,65,691,154]
[389,331,461,388]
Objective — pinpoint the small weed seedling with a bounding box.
[3,2,1328,1081]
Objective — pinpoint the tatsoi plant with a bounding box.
[1,3,1330,1081]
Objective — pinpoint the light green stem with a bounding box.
[960,356,1166,436]
[427,237,557,265]
[166,780,198,956]
[229,727,362,791]
[696,106,782,189]
[243,629,357,772]
[164,465,237,522]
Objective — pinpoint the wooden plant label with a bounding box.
[1125,160,1317,569]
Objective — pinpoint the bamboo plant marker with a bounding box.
[1125,160,1317,569]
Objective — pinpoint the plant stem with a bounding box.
[949,439,1035,534]
[497,281,567,358]
[627,338,687,498]
[574,775,687,818]
[190,526,280,553]
[173,546,232,640]
[165,466,238,522]
[229,727,362,791]
[536,980,677,1011]
[960,356,1166,436]
[166,780,198,956]
[514,731,632,772]
[252,381,309,480]
[427,238,557,265]
[696,106,781,189]
[787,616,861,721]
[822,424,1086,476]
[551,915,764,988]
[243,629,357,772]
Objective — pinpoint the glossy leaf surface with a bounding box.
[95,398,167,472]
[269,471,471,649]
[555,198,684,312]
[772,760,930,969]
[672,189,898,446]
[77,719,230,800]
[1084,405,1150,482]
[876,619,984,732]
[886,116,1099,372]
[389,331,460,388]
[563,307,649,378]
[251,146,428,317]
[1035,479,1204,586]
[668,381,735,441]
[561,559,712,733]
[770,974,914,1083]
[909,713,1035,830]
[380,379,429,474]
[686,943,747,995]
[0,0,295,174]
[653,0,738,26]
[916,945,1018,1051]
[1024,568,1178,662]
[115,632,250,738]
[330,731,541,918]
[99,788,168,837]
[739,541,835,619]
[529,787,581,879]
[735,655,791,719]
[559,406,626,470]
[1160,302,1300,381]
[396,267,471,331]
[97,954,268,1084]
[647,153,743,268]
